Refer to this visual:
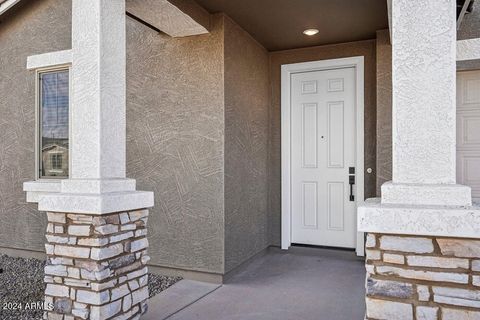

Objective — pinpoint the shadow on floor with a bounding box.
[164,246,366,320]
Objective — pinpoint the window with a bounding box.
[50,153,63,170]
[38,69,69,178]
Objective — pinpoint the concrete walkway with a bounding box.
[150,246,366,320]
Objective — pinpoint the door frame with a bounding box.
[281,56,365,256]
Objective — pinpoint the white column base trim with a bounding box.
[38,191,154,214]
[381,181,472,207]
[24,180,61,203]
[358,198,480,238]
[60,178,136,193]
[23,179,140,203]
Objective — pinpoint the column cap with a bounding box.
[358,198,480,238]
[39,191,154,215]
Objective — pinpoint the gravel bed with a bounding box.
[0,254,182,320]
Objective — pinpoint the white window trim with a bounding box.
[23,63,72,203]
[27,49,72,70]
[23,51,73,201]
[281,56,365,256]
[35,65,72,181]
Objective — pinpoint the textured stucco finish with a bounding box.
[70,0,127,180]
[375,30,392,196]
[26,49,72,70]
[127,14,270,274]
[380,182,471,207]
[35,0,157,219]
[268,41,377,246]
[1,0,388,274]
[457,38,480,61]
[375,3,480,195]
[359,199,480,239]
[0,1,225,272]
[126,14,225,273]
[391,0,457,185]
[224,16,270,273]
[0,0,71,252]
[0,1,271,275]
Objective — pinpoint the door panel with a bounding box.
[327,182,345,231]
[291,67,356,248]
[457,70,480,202]
[302,103,318,168]
[302,182,318,228]
[328,101,345,168]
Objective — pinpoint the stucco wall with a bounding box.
[0,1,272,275]
[126,14,226,274]
[375,30,392,195]
[0,0,71,252]
[0,0,227,275]
[0,0,384,274]
[268,40,377,246]
[223,16,270,273]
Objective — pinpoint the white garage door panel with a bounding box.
[463,78,480,104]
[457,70,480,202]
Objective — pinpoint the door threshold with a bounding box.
[291,243,356,252]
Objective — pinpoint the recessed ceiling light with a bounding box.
[303,29,319,36]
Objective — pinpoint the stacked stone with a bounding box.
[365,233,480,320]
[43,209,150,320]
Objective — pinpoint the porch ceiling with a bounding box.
[195,0,389,51]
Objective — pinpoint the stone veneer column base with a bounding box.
[43,209,150,320]
[365,233,480,320]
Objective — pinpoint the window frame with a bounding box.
[35,65,72,180]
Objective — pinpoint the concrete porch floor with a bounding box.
[149,246,366,320]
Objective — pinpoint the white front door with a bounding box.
[290,67,356,248]
[457,70,480,203]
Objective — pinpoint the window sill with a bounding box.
[23,180,62,203]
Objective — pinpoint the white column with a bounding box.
[38,0,153,214]
[381,0,472,206]
[36,3,152,319]
[70,0,126,180]
[360,1,480,314]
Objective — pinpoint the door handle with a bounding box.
[349,168,355,201]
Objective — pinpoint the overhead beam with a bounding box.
[0,0,21,15]
[387,0,392,40]
[126,0,210,37]
[457,0,472,29]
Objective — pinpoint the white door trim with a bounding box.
[281,56,365,256]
